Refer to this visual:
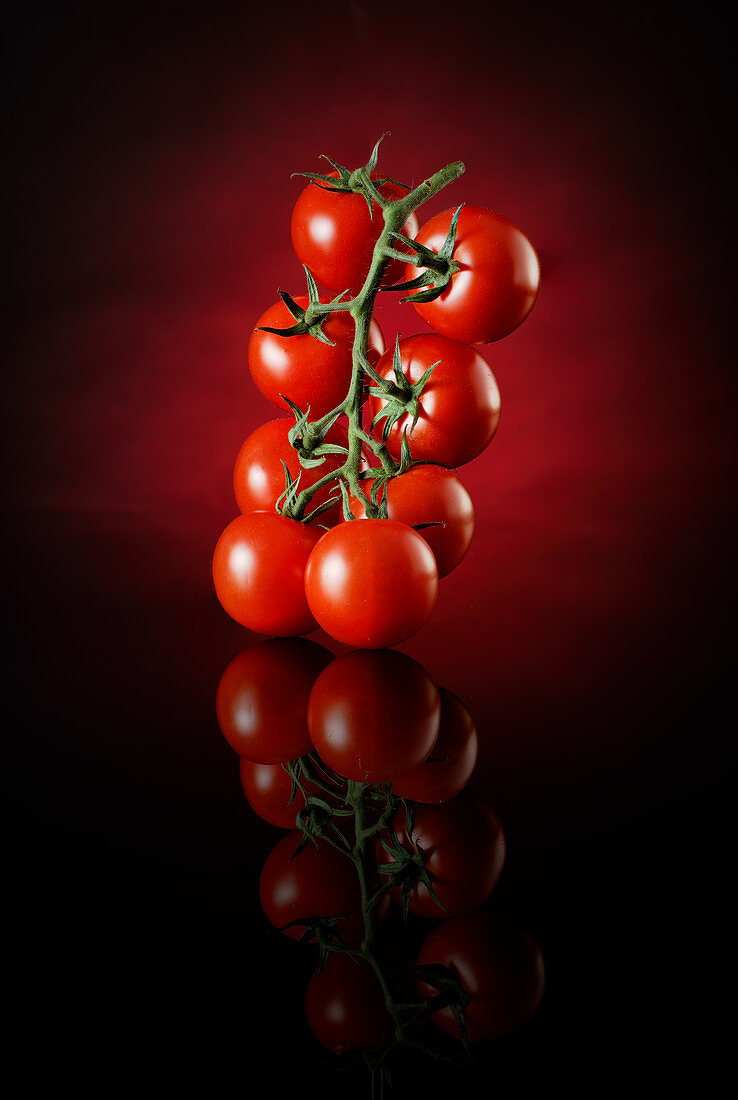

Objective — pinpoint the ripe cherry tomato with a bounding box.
[307,649,441,783]
[380,790,505,919]
[350,465,474,578]
[367,334,501,468]
[392,688,478,804]
[259,830,363,942]
[216,638,333,764]
[304,953,391,1053]
[240,759,324,829]
[407,206,540,344]
[212,512,321,636]
[233,418,348,526]
[416,911,545,1041]
[291,175,419,292]
[249,296,385,418]
[304,519,439,648]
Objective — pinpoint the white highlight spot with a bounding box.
[311,215,335,244]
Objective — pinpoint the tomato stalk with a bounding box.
[286,155,465,522]
[338,779,471,1068]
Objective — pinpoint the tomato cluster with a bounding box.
[211,145,543,1068]
[212,143,539,649]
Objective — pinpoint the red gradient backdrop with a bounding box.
[4,1,734,1094]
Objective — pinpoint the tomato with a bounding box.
[216,638,332,764]
[304,519,439,648]
[240,758,321,829]
[350,465,474,578]
[212,512,321,636]
[304,952,392,1053]
[392,688,478,804]
[367,334,501,468]
[380,790,505,919]
[407,206,540,345]
[233,418,348,526]
[249,296,385,418]
[307,649,441,783]
[291,174,419,292]
[258,830,363,942]
[416,911,545,1041]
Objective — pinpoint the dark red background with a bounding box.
[4,1,734,1094]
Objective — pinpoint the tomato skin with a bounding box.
[259,830,363,942]
[304,519,439,648]
[248,296,385,418]
[307,649,441,783]
[408,206,540,345]
[304,953,392,1053]
[416,911,545,1041]
[212,512,321,636]
[367,334,501,468]
[233,418,348,526]
[381,790,505,919]
[392,688,478,804]
[239,759,316,829]
[291,175,419,292]
[215,638,333,764]
[350,465,474,578]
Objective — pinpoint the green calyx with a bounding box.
[383,203,465,302]
[256,266,352,346]
[368,335,439,442]
[291,133,410,218]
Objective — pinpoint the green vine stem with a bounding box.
[284,155,465,522]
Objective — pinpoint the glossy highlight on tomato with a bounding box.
[212,512,320,636]
[216,638,332,764]
[304,519,439,648]
[291,174,419,292]
[233,418,348,526]
[307,649,441,783]
[416,911,545,1041]
[368,334,501,468]
[408,205,540,344]
[249,295,384,418]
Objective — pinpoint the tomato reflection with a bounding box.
[216,638,544,1068]
[307,648,441,783]
[215,637,332,763]
[417,911,545,1041]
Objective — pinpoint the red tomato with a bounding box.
[416,911,545,1041]
[380,790,505,919]
[249,296,385,418]
[304,519,439,648]
[258,830,363,943]
[392,688,478,804]
[307,649,441,783]
[408,206,540,344]
[212,512,321,636]
[367,334,501,468]
[350,465,474,578]
[240,758,322,829]
[233,418,348,526]
[304,953,392,1053]
[291,175,419,292]
[216,638,332,764]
